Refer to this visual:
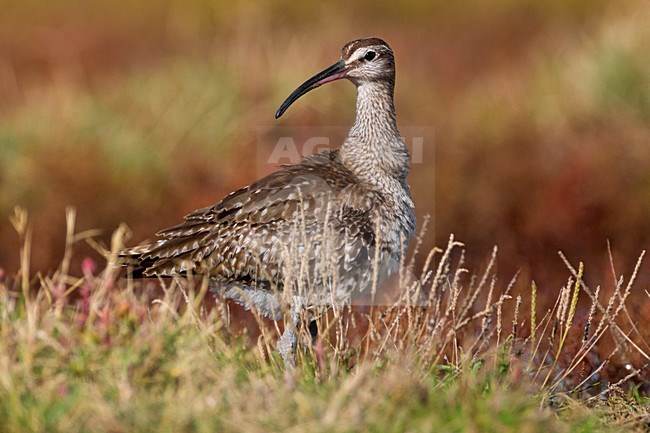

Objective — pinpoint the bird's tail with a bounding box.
[118,243,154,278]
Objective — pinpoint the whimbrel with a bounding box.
[121,37,416,367]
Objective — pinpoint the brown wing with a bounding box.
[120,150,377,286]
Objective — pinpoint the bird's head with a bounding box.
[275,37,394,119]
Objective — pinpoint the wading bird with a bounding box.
[121,37,416,368]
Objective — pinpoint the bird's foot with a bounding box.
[277,331,297,369]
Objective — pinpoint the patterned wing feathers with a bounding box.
[120,151,378,286]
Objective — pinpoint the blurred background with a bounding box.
[1,0,649,305]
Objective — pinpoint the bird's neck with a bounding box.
[341,80,410,185]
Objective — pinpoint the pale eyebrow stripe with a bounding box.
[347,48,368,63]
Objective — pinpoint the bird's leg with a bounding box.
[277,305,300,369]
[308,319,318,344]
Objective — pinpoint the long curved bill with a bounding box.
[275,60,348,119]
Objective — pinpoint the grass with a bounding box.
[1,0,650,430]
[0,208,648,432]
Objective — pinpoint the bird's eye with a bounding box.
[364,51,376,61]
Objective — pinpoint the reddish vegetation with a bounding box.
[1,1,649,343]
